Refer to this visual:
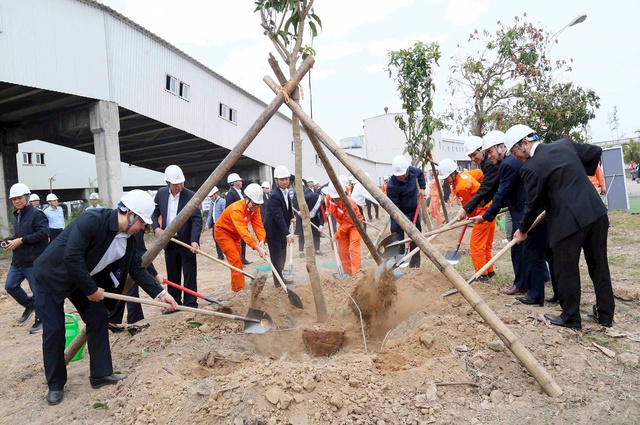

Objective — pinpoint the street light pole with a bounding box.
[547,14,587,71]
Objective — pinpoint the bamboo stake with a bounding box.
[63,57,317,364]
[263,75,563,398]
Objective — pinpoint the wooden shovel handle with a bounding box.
[170,238,255,279]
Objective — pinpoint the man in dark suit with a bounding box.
[225,172,251,265]
[509,124,614,329]
[263,165,294,286]
[34,190,177,405]
[293,189,325,256]
[152,165,202,309]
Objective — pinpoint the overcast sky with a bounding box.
[99,0,639,144]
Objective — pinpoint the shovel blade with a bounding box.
[375,259,404,283]
[444,250,463,265]
[376,234,399,259]
[242,308,273,334]
[287,289,304,309]
[333,272,350,280]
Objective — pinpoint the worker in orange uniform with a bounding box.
[428,171,445,226]
[326,182,363,276]
[381,176,389,195]
[214,183,267,291]
[438,158,495,281]
[588,161,607,196]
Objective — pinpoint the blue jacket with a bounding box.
[151,186,202,247]
[483,155,526,224]
[11,203,49,267]
[263,187,293,242]
[205,197,226,228]
[386,166,426,218]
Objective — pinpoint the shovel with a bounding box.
[440,211,547,297]
[385,219,473,248]
[444,224,468,265]
[102,292,273,334]
[170,238,255,280]
[377,195,423,260]
[265,257,304,309]
[283,224,295,277]
[327,215,350,280]
[163,278,230,307]
[374,216,460,283]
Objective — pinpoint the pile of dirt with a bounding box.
[1,212,639,424]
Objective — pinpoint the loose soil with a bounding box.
[1,210,639,424]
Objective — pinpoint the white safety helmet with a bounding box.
[244,183,264,204]
[120,189,155,224]
[89,192,100,200]
[30,194,40,201]
[437,158,458,180]
[306,176,314,183]
[348,176,355,183]
[227,173,242,184]
[208,186,219,197]
[383,175,389,181]
[46,193,58,202]
[482,131,507,151]
[9,183,30,199]
[273,165,291,179]
[505,124,536,154]
[327,183,339,198]
[391,155,410,176]
[164,165,185,184]
[464,136,484,155]
[320,186,329,195]
[261,181,271,189]
[338,175,350,189]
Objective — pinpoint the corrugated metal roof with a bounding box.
[79,0,292,123]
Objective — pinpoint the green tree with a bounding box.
[254,0,327,321]
[623,139,640,166]
[387,40,447,223]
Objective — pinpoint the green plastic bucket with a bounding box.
[64,313,85,362]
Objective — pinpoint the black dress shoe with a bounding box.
[544,314,582,330]
[545,296,559,303]
[282,278,293,286]
[46,389,64,405]
[487,271,496,279]
[242,259,252,265]
[516,295,544,307]
[19,306,35,324]
[217,256,225,261]
[90,372,127,389]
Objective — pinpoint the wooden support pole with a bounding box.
[63,57,317,364]
[263,75,563,398]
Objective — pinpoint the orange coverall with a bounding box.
[588,166,606,195]
[214,200,266,291]
[381,181,388,195]
[428,178,445,226]
[327,196,363,276]
[452,170,495,275]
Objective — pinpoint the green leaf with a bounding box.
[188,322,203,328]
[141,347,150,358]
[92,403,108,409]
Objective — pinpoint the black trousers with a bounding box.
[391,217,422,268]
[296,216,321,252]
[164,245,198,307]
[553,214,614,323]
[357,205,367,231]
[366,199,379,220]
[267,237,287,287]
[36,286,113,391]
[108,283,144,325]
[49,228,63,242]
[521,220,548,302]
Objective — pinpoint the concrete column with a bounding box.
[0,136,18,237]
[90,101,122,208]
[258,164,272,186]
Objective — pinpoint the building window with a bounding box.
[179,82,190,101]
[34,153,45,165]
[291,140,295,152]
[166,75,178,94]
[315,154,321,166]
[219,103,237,124]
[22,152,32,165]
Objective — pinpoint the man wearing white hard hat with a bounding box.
[260,181,271,216]
[387,155,427,268]
[30,193,41,209]
[507,124,614,330]
[86,192,103,210]
[263,165,295,286]
[34,190,178,405]
[225,172,251,265]
[151,165,202,310]
[204,186,226,260]
[44,193,65,241]
[4,183,49,334]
